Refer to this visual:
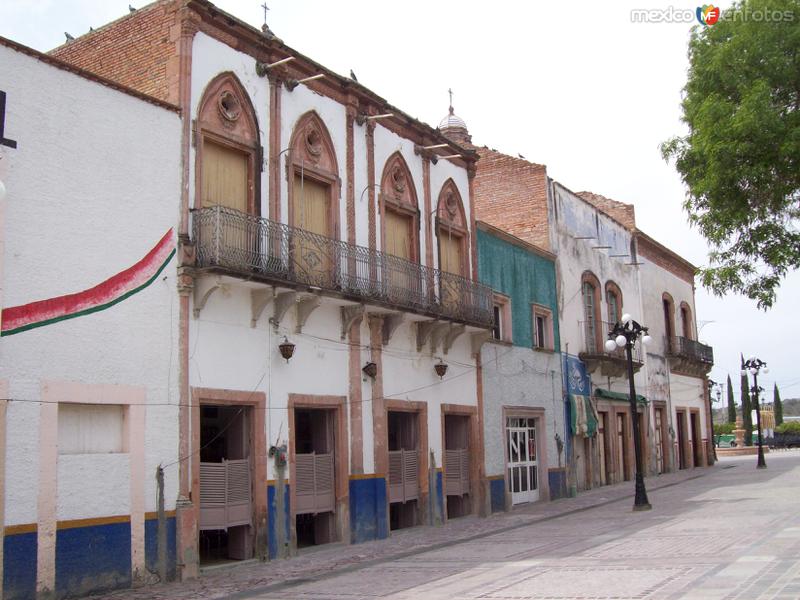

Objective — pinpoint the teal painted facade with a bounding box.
[477,228,560,350]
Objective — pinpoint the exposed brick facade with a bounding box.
[635,231,696,285]
[50,1,180,102]
[576,191,636,231]
[470,148,551,252]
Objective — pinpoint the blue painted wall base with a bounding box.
[144,516,176,581]
[267,483,291,560]
[4,531,37,600]
[349,476,388,544]
[56,521,131,599]
[548,468,568,500]
[489,478,506,513]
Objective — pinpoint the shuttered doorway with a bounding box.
[294,408,336,547]
[198,405,253,563]
[388,411,420,530]
[444,414,471,518]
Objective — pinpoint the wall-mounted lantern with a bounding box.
[434,359,448,379]
[278,336,295,362]
[362,361,378,379]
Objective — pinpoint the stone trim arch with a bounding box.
[287,111,341,238]
[380,152,420,262]
[195,71,261,214]
[436,179,468,276]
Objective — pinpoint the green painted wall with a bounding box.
[477,229,560,352]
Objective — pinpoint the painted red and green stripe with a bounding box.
[1,229,175,337]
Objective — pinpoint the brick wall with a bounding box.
[471,148,551,252]
[50,1,179,102]
[576,191,636,230]
[636,232,696,284]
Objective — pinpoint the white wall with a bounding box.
[551,183,643,397]
[186,34,480,481]
[0,44,182,523]
[481,343,564,477]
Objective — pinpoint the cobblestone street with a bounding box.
[95,450,800,600]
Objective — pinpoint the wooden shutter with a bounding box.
[293,175,329,236]
[439,230,463,275]
[202,140,249,212]
[385,210,411,260]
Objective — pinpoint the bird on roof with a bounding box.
[89,26,94,31]
[518,153,526,159]
[349,69,358,82]
[129,4,136,12]
[64,32,75,42]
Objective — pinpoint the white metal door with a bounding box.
[506,417,539,504]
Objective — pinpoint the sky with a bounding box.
[2,0,798,403]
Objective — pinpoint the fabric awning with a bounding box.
[569,394,598,438]
[595,388,648,404]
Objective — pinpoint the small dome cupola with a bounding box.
[438,88,471,144]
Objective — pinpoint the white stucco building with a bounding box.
[48,0,494,581]
[0,37,182,599]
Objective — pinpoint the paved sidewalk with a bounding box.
[94,465,712,600]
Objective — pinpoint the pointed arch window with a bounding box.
[380,153,419,264]
[287,112,341,286]
[195,73,260,215]
[436,180,469,310]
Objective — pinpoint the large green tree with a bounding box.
[774,383,784,425]
[661,0,800,309]
[727,374,737,423]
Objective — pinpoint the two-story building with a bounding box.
[464,135,714,497]
[49,0,494,579]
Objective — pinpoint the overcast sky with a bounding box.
[2,0,798,402]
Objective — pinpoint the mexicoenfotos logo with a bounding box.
[696,4,721,26]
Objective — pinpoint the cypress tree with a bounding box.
[774,384,784,426]
[726,374,736,423]
[741,357,753,445]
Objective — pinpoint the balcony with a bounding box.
[190,206,494,329]
[667,336,714,376]
[578,320,643,378]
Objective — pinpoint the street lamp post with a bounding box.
[606,314,652,511]
[742,357,768,469]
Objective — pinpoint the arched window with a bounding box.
[380,152,419,263]
[581,271,602,353]
[436,179,468,276]
[605,281,623,325]
[288,111,340,284]
[288,111,340,237]
[436,180,468,309]
[196,73,260,214]
[662,293,676,352]
[680,301,693,340]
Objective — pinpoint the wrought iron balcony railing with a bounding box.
[579,320,644,363]
[191,206,494,328]
[668,336,714,365]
